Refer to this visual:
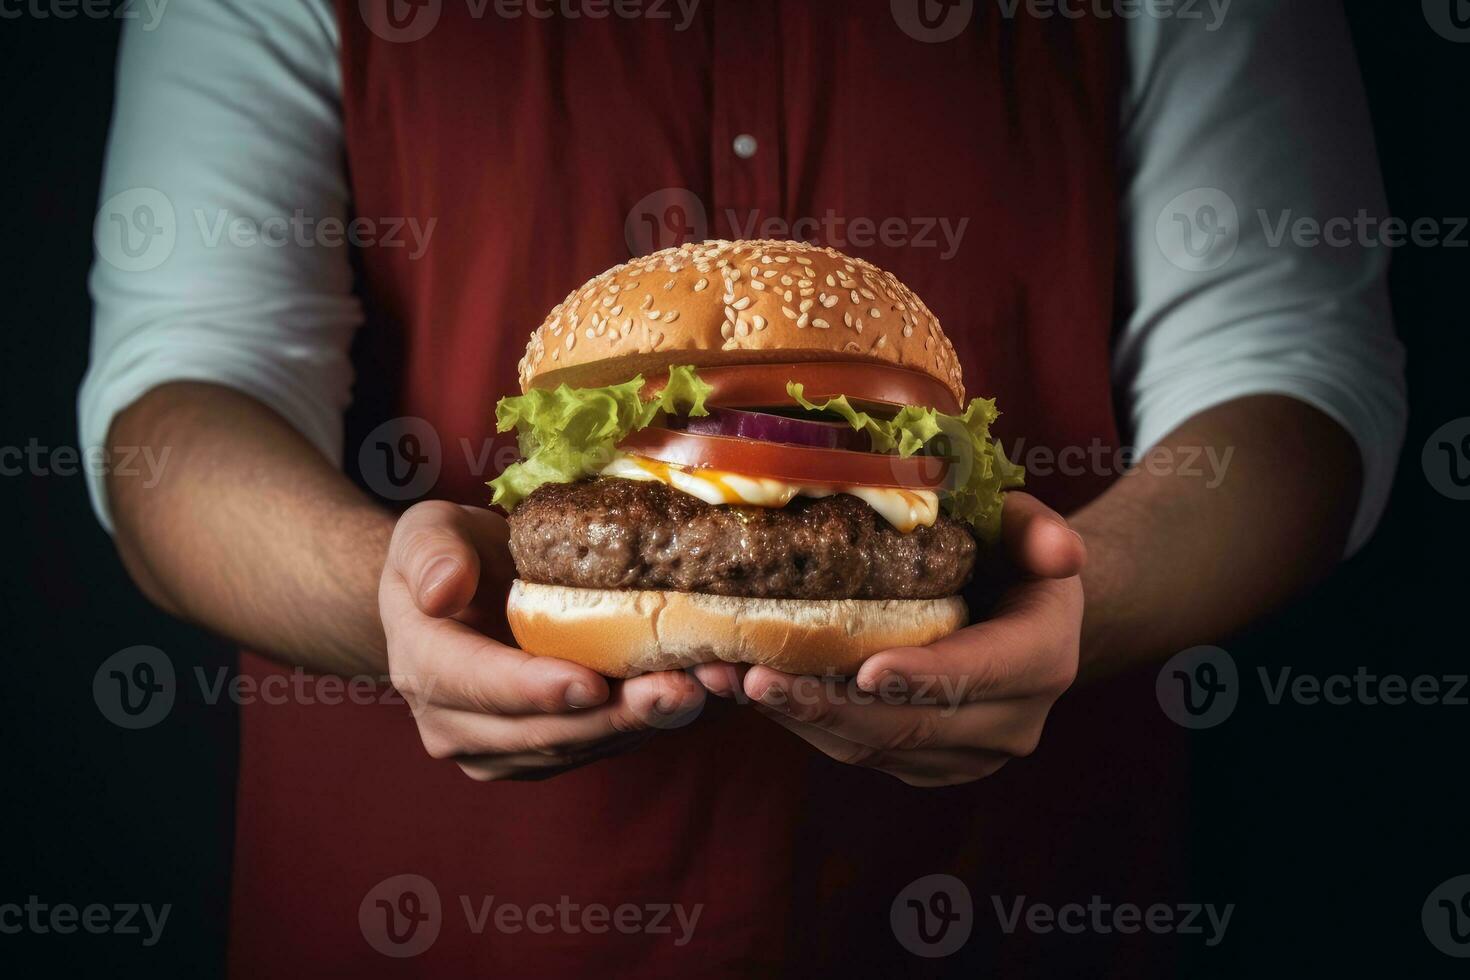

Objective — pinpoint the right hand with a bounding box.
[379,500,707,781]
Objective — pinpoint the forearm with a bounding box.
[107,382,395,676]
[1068,395,1362,681]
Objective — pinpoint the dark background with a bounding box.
[1,2,1465,975]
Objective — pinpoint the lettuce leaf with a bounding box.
[787,382,1023,541]
[487,365,711,510]
[487,365,1022,542]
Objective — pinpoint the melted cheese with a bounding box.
[599,452,939,533]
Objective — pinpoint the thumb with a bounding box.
[388,500,509,618]
[1000,491,1086,580]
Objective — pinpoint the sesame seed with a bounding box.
[662,310,679,322]
[721,321,734,339]
[799,299,813,312]
[732,296,751,310]
[870,308,881,318]
[812,318,830,329]
[641,295,653,310]
[752,315,767,331]
[566,333,575,349]
[750,280,766,291]
[735,318,750,337]
[797,313,809,328]
[693,278,708,291]
[782,307,798,319]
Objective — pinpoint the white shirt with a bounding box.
[80,0,1407,554]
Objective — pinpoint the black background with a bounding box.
[1,2,1466,975]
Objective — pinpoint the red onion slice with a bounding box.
[670,407,870,451]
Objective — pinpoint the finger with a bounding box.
[382,577,610,713]
[745,667,1044,754]
[854,576,1082,702]
[386,500,509,618]
[1001,491,1086,580]
[422,671,706,759]
[754,707,1010,787]
[690,661,745,698]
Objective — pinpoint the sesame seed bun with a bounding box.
[516,240,966,406]
[506,580,968,678]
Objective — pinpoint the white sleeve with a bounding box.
[1118,0,1407,556]
[78,0,356,532]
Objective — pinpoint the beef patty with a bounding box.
[507,477,977,600]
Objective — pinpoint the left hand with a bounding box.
[695,492,1086,787]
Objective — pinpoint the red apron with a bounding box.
[229,3,1188,975]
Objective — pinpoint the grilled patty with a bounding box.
[506,477,977,600]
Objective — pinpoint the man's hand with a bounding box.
[381,501,707,781]
[699,493,1085,788]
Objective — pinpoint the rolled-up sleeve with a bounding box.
[78,0,357,531]
[1117,0,1407,556]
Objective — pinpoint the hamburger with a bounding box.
[489,240,1023,677]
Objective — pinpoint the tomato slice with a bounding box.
[618,428,951,490]
[639,361,962,415]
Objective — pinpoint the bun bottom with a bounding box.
[506,580,968,678]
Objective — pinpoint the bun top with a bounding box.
[517,240,965,404]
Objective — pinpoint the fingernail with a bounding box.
[418,558,460,603]
[876,670,908,696]
[566,683,598,709]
